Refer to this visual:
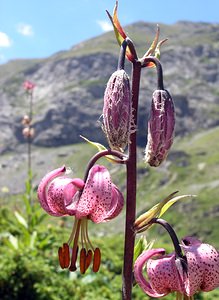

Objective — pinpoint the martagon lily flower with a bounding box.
[134,236,219,299]
[37,164,124,273]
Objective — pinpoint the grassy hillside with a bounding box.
[1,125,219,245]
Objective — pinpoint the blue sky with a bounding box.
[0,0,219,64]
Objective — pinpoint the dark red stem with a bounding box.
[83,149,127,182]
[122,61,141,300]
[141,56,164,90]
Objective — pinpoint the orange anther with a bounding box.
[69,245,78,272]
[80,248,87,274]
[63,243,70,268]
[93,248,101,273]
[85,249,93,272]
[58,246,65,269]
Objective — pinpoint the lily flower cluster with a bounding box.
[134,235,219,299]
[22,80,35,139]
[37,164,124,273]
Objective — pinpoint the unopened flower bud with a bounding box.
[22,115,31,125]
[102,69,131,152]
[22,127,35,138]
[145,89,175,167]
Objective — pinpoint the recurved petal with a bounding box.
[182,236,219,294]
[47,177,82,216]
[199,244,219,292]
[147,252,184,295]
[75,165,112,222]
[102,184,124,221]
[64,178,85,206]
[37,166,66,216]
[134,248,168,298]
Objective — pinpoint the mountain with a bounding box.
[0,20,219,194]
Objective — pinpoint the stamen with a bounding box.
[63,243,70,268]
[80,248,87,274]
[93,247,101,272]
[84,218,95,251]
[85,249,93,272]
[81,218,88,250]
[58,246,65,269]
[69,219,81,272]
[67,217,78,245]
[69,246,78,272]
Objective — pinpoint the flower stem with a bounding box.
[83,149,127,182]
[149,218,183,258]
[141,56,164,90]
[27,90,33,207]
[117,40,127,70]
[122,60,141,300]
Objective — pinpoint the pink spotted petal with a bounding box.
[37,166,66,216]
[37,166,84,217]
[182,236,219,295]
[199,243,219,292]
[102,184,124,221]
[47,177,83,216]
[147,252,184,295]
[75,165,112,222]
[134,249,168,298]
[64,178,85,206]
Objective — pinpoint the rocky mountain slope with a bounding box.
[1,21,219,153]
[1,21,219,194]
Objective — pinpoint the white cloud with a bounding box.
[96,20,113,32]
[16,23,34,36]
[0,32,12,47]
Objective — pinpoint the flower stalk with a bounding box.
[122,59,141,300]
[22,81,35,209]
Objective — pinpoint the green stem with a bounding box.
[28,91,33,207]
[122,60,141,300]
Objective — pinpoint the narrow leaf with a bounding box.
[159,194,195,217]
[14,211,28,228]
[80,135,122,163]
[29,231,37,249]
[106,3,134,61]
[143,24,160,58]
[154,38,168,60]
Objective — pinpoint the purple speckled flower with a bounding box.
[145,89,175,167]
[102,69,131,152]
[134,236,219,298]
[37,165,124,273]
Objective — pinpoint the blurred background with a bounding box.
[0,0,219,299]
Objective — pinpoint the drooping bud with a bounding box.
[102,69,131,152]
[21,115,31,126]
[144,89,175,167]
[22,127,35,138]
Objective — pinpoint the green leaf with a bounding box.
[159,194,195,217]
[14,211,28,228]
[30,231,37,249]
[0,232,19,250]
[134,236,154,263]
[80,135,122,163]
[135,192,196,232]
[80,135,107,152]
